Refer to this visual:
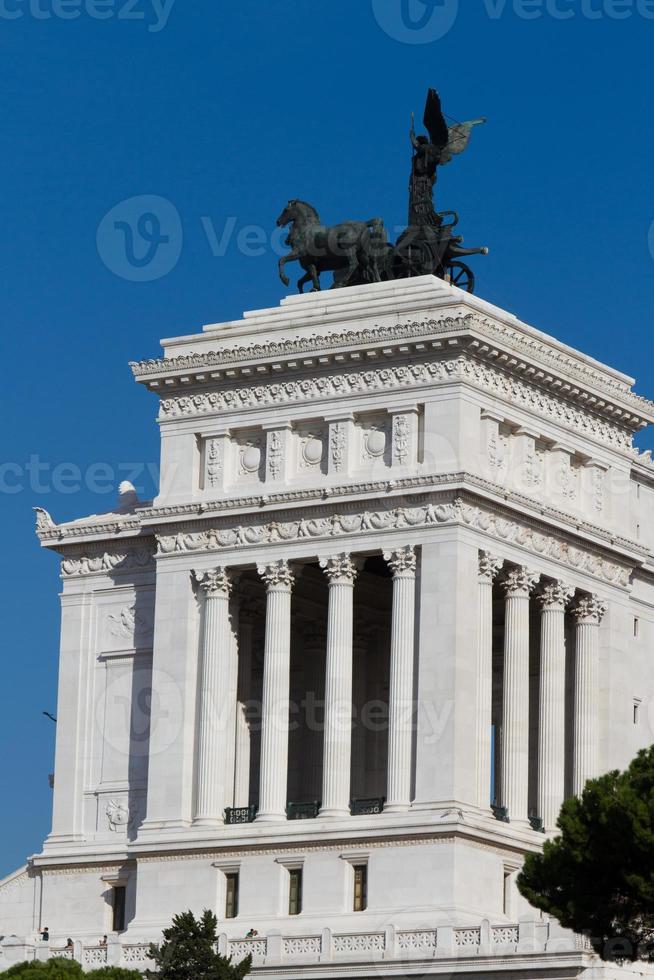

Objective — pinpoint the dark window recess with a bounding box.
[225,873,239,919]
[288,869,302,916]
[353,865,368,912]
[112,886,126,932]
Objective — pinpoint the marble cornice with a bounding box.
[38,473,651,588]
[130,313,654,433]
[150,490,635,590]
[152,354,641,454]
[37,471,646,574]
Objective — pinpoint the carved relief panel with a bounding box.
[295,423,328,477]
[356,413,391,470]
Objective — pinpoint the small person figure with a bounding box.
[66,939,73,949]
[245,928,258,938]
[40,928,49,942]
[99,936,108,947]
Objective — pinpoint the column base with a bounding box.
[319,807,350,819]
[383,801,411,813]
[255,811,286,823]
[192,817,225,829]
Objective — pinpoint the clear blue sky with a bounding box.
[2,0,654,876]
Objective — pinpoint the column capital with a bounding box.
[257,560,295,591]
[383,545,417,578]
[320,553,359,585]
[538,581,575,611]
[502,566,540,598]
[571,595,606,625]
[478,550,503,583]
[192,567,232,598]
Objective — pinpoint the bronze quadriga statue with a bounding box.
[277,88,489,295]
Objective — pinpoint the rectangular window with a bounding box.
[634,618,640,638]
[112,886,126,933]
[288,869,302,916]
[634,701,641,725]
[353,865,368,912]
[225,873,239,919]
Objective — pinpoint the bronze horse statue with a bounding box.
[277,200,385,293]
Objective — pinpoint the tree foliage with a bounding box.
[518,746,654,961]
[5,960,141,980]
[146,910,251,980]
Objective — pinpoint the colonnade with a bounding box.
[477,551,606,830]
[191,546,606,830]
[192,547,417,824]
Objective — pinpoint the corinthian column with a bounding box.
[384,546,417,813]
[476,551,503,811]
[256,560,295,822]
[319,554,358,818]
[572,595,606,796]
[192,568,235,826]
[537,581,574,830]
[500,565,540,823]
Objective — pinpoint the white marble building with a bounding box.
[2,276,654,979]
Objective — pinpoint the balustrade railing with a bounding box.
[350,797,385,815]
[286,801,321,820]
[224,805,258,824]
[0,920,595,972]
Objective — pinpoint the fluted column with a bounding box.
[233,602,256,808]
[256,560,295,822]
[476,551,503,810]
[537,581,574,830]
[500,566,540,823]
[319,554,358,818]
[192,568,235,826]
[384,546,417,812]
[572,595,606,796]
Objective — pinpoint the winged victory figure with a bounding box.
[408,88,486,227]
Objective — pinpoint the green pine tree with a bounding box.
[518,745,654,962]
[146,910,251,980]
[4,960,141,980]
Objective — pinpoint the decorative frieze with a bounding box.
[154,496,632,588]
[61,547,155,578]
[157,355,634,452]
[130,312,654,433]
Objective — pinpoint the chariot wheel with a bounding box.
[446,261,475,293]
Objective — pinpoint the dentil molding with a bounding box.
[156,354,635,452]
[131,313,653,429]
